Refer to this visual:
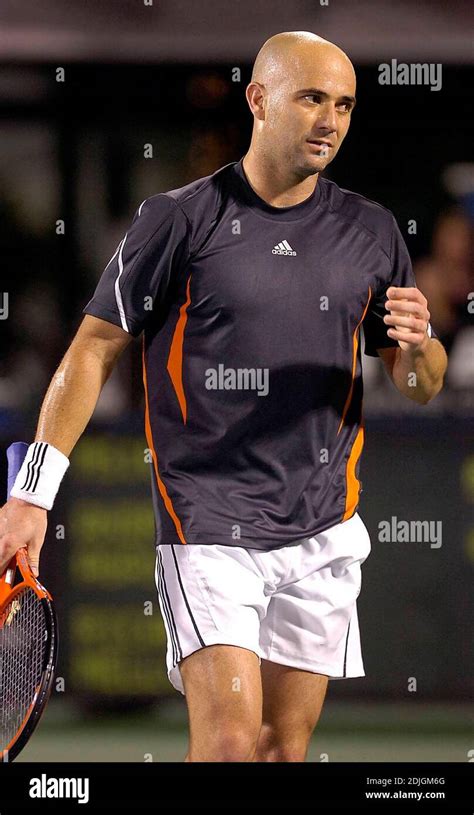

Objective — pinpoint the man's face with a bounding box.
[259,48,356,177]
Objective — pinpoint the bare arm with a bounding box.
[379,337,447,404]
[377,285,447,404]
[35,314,133,455]
[0,315,132,574]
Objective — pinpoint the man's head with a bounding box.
[246,31,356,179]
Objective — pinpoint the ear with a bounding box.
[245,82,266,121]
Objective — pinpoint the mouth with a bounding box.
[307,139,333,153]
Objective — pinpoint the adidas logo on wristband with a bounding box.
[20,441,49,493]
[10,442,70,510]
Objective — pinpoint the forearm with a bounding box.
[35,342,114,456]
[1,346,104,574]
[0,319,129,574]
[391,336,447,404]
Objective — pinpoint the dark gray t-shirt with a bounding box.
[84,158,437,549]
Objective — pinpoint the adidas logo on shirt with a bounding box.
[272,240,297,256]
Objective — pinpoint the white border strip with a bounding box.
[114,235,129,332]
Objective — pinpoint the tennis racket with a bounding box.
[0,441,58,762]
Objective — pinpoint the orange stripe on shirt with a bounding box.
[167,275,192,424]
[337,286,372,436]
[142,338,187,544]
[342,421,365,521]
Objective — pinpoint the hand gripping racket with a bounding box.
[0,442,58,762]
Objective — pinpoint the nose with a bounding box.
[316,102,338,135]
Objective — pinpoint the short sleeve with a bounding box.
[363,217,438,357]
[83,195,190,337]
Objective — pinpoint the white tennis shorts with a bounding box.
[155,512,371,695]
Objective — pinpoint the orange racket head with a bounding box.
[0,547,52,606]
[0,550,58,762]
[1,444,58,762]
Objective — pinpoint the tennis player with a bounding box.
[0,32,447,762]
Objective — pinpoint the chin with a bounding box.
[298,157,327,176]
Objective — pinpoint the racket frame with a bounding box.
[0,546,58,762]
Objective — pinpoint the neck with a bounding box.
[242,148,318,208]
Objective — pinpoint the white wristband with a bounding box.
[10,442,70,510]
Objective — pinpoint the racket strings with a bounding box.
[0,587,46,750]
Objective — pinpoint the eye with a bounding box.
[337,102,352,113]
[303,94,321,104]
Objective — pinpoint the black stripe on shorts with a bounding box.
[156,549,182,663]
[170,544,205,648]
[343,620,351,678]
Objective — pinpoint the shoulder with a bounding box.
[319,176,398,256]
[137,162,236,250]
[165,162,234,211]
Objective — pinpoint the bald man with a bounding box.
[1,32,447,762]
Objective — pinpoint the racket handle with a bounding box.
[6,442,29,500]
